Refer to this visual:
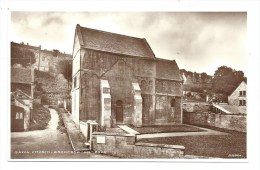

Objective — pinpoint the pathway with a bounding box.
[132,124,228,139]
[11,108,115,159]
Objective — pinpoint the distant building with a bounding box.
[11,41,72,72]
[72,24,183,128]
[212,81,247,115]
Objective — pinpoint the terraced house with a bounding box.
[71,24,183,128]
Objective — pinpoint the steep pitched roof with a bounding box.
[76,24,155,58]
[229,81,247,97]
[156,59,182,81]
[11,67,32,84]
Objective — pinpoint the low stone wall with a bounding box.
[92,132,185,158]
[183,112,246,132]
[183,102,210,113]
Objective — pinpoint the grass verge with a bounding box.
[138,126,246,158]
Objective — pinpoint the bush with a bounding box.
[29,103,51,130]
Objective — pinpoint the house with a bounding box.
[71,24,183,128]
[11,89,33,131]
[11,67,34,131]
[228,81,247,107]
[211,81,247,115]
[11,67,34,98]
[11,41,72,73]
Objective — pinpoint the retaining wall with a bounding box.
[92,132,185,158]
[183,112,246,132]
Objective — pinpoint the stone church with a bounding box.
[72,24,183,128]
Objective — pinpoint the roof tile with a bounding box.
[77,25,155,58]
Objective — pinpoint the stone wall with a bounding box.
[183,102,210,113]
[79,49,182,126]
[80,49,155,125]
[183,112,246,132]
[92,132,185,158]
[35,70,69,105]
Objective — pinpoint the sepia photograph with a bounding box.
[10,11,248,160]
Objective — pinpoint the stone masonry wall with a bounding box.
[92,132,185,158]
[183,112,246,132]
[35,70,68,105]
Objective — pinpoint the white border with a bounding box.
[1,0,260,169]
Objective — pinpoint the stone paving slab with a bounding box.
[136,124,228,139]
[118,125,140,135]
[60,112,90,151]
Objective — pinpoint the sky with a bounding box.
[11,12,247,76]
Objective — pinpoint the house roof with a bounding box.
[156,59,182,81]
[13,89,32,100]
[229,81,247,96]
[11,67,32,84]
[213,103,246,114]
[76,24,155,58]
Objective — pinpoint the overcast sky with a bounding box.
[11,12,247,76]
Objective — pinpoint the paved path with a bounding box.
[135,124,228,139]
[11,108,115,159]
[47,108,59,130]
[60,111,90,152]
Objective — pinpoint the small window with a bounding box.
[240,91,246,96]
[171,98,176,107]
[239,100,246,106]
[16,113,20,119]
[103,87,110,94]
[19,113,23,119]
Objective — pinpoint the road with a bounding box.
[11,108,115,159]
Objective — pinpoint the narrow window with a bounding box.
[171,98,176,107]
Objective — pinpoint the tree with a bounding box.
[212,66,246,95]
[11,46,36,67]
[57,60,72,83]
[52,49,60,57]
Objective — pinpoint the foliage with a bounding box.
[52,49,60,57]
[57,60,72,82]
[11,46,36,67]
[212,66,246,95]
[29,103,51,130]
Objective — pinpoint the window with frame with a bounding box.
[16,112,23,119]
[239,90,246,96]
[239,100,246,106]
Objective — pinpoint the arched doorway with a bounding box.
[115,100,123,123]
